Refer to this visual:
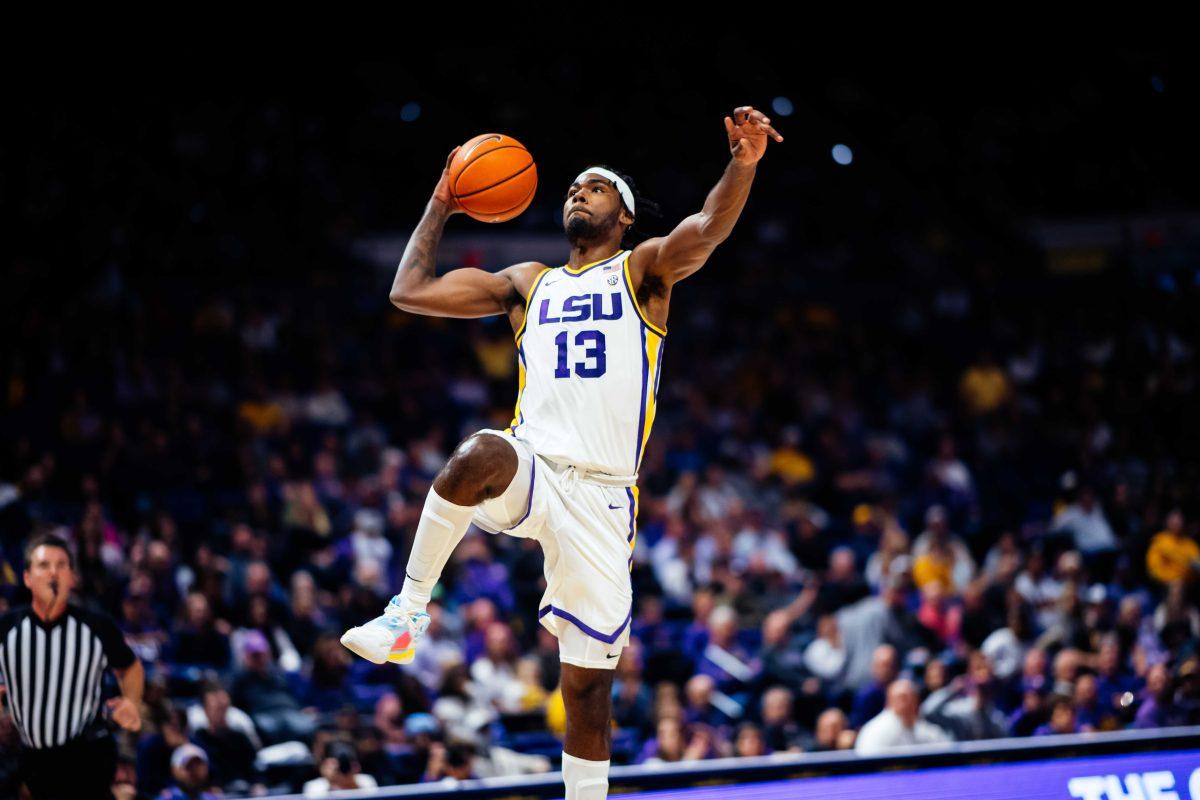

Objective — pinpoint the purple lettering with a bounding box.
[592,292,622,320]
[561,294,592,322]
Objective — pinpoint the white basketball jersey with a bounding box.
[505,249,667,478]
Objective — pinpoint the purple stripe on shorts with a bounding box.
[538,605,633,644]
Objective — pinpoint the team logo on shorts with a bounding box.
[607,275,619,285]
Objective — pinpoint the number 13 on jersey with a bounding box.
[553,329,606,378]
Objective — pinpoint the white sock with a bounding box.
[396,488,477,613]
[562,751,609,800]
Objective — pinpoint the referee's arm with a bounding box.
[108,660,144,732]
[91,608,144,733]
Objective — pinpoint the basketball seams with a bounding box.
[453,157,536,200]
[488,175,538,218]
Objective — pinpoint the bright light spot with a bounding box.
[772,96,794,117]
[401,102,421,122]
[832,144,853,165]
[1150,75,1165,93]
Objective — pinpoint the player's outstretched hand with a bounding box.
[432,146,464,214]
[724,106,783,165]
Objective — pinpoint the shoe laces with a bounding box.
[383,599,430,635]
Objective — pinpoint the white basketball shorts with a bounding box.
[470,428,636,669]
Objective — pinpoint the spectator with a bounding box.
[1094,636,1139,712]
[1073,673,1108,731]
[1133,663,1183,729]
[733,723,769,757]
[760,608,807,690]
[920,652,1008,741]
[433,662,496,742]
[409,601,466,695]
[304,741,379,796]
[850,644,899,728]
[820,547,870,612]
[812,708,854,751]
[959,351,1011,416]
[171,591,232,671]
[697,605,760,694]
[683,674,735,735]
[284,570,326,657]
[1052,485,1117,559]
[912,505,975,592]
[1033,696,1080,736]
[470,622,526,713]
[300,634,355,712]
[613,641,654,735]
[1015,547,1064,632]
[1146,509,1198,584]
[759,687,803,753]
[229,630,315,743]
[838,571,937,690]
[636,717,687,765]
[854,680,951,754]
[1153,582,1200,652]
[1007,688,1049,737]
[162,744,219,800]
[866,526,911,593]
[802,613,846,684]
[423,742,477,783]
[916,582,962,646]
[193,684,259,791]
[137,706,191,798]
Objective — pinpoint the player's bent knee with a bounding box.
[435,431,519,504]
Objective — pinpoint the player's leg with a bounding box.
[341,431,519,664]
[397,431,519,610]
[539,480,634,799]
[561,662,616,800]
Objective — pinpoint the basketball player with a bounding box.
[342,106,782,799]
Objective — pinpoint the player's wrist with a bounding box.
[429,196,457,217]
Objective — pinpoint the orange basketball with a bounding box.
[449,133,537,223]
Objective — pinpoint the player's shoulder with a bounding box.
[627,237,666,277]
[503,261,555,302]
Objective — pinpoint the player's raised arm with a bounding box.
[389,146,522,318]
[634,105,783,286]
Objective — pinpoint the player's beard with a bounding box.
[566,208,619,247]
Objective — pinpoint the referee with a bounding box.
[0,533,144,799]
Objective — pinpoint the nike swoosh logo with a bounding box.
[606,653,619,659]
[608,503,623,510]
[544,279,560,286]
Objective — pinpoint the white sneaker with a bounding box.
[340,597,431,665]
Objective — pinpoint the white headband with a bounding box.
[574,166,635,216]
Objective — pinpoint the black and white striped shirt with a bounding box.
[0,603,135,749]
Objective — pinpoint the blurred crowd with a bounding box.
[5,65,1200,798]
[3,256,1199,796]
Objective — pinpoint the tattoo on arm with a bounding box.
[392,201,452,296]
